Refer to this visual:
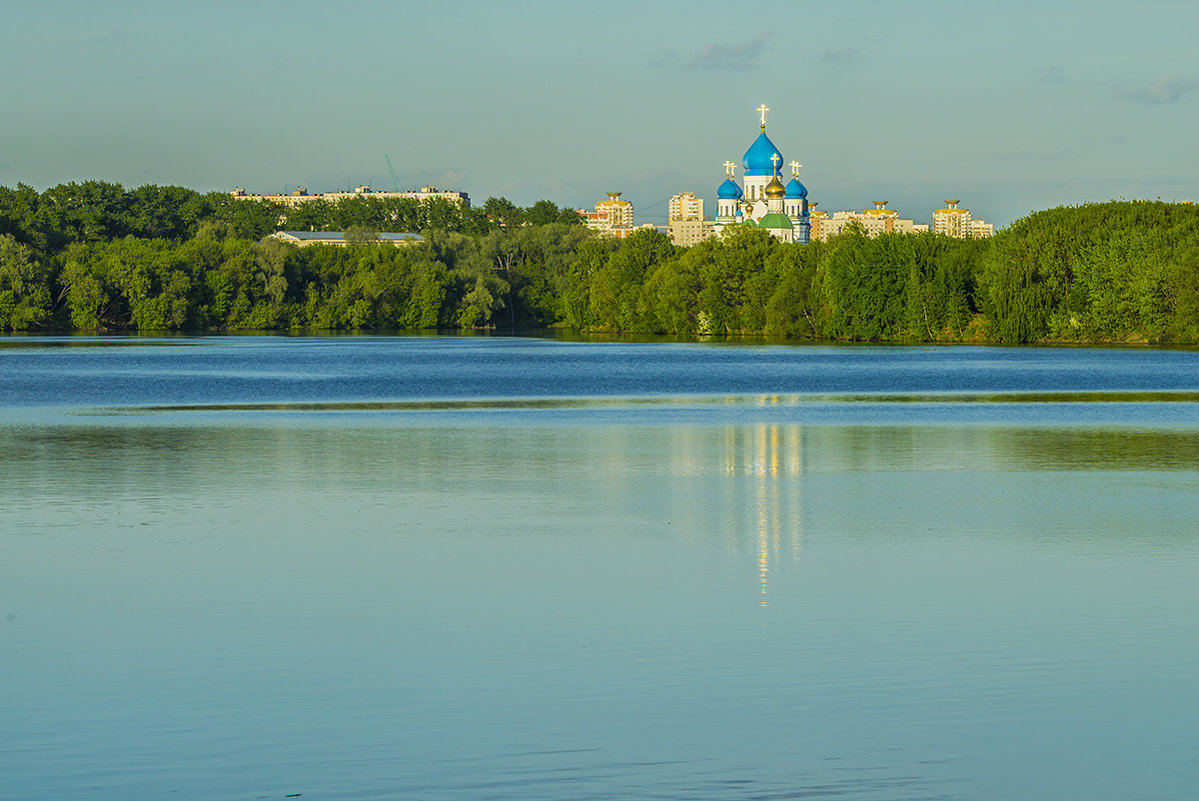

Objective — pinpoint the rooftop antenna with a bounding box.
[385,154,401,192]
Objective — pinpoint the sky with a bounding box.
[2,0,1197,227]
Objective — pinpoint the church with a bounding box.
[714,105,811,244]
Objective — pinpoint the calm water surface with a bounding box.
[1,336,1197,801]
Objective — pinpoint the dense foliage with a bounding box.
[976,202,1199,343]
[0,180,581,247]
[3,181,1199,342]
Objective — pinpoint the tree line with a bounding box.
[0,180,582,249]
[2,180,1198,343]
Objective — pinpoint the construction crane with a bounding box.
[385,154,401,192]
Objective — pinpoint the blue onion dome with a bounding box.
[785,177,808,199]
[742,130,783,176]
[718,177,743,200]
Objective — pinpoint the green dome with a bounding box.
[757,212,793,230]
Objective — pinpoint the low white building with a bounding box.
[272,231,423,248]
[232,184,470,208]
[814,202,928,240]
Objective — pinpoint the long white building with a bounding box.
[230,184,471,207]
[810,202,929,240]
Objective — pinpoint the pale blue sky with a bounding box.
[2,0,1196,226]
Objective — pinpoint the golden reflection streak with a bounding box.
[771,425,782,588]
[757,423,770,604]
[788,424,803,564]
[725,425,737,476]
[738,416,803,607]
[711,415,805,606]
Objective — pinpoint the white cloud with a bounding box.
[684,32,772,72]
[1038,65,1066,83]
[1116,76,1199,105]
[820,48,865,65]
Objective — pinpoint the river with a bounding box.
[2,335,1197,800]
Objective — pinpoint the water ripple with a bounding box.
[77,389,1199,416]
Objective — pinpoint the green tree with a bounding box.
[762,241,821,338]
[698,227,776,334]
[60,243,114,330]
[642,242,705,334]
[40,181,131,244]
[254,237,292,308]
[587,228,675,331]
[126,184,206,240]
[482,197,524,230]
[526,199,570,226]
[0,183,51,252]
[560,238,615,329]
[210,193,284,239]
[0,234,52,329]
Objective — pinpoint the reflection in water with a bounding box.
[3,414,1199,801]
[714,416,805,606]
[5,338,1199,801]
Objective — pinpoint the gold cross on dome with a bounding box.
[723,160,736,179]
[790,160,802,178]
[757,104,770,127]
[770,153,781,171]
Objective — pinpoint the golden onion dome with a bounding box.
[765,171,786,199]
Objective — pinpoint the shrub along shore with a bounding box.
[2,181,1198,343]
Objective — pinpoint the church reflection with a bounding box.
[680,411,806,607]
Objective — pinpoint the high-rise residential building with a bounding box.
[667,192,714,246]
[668,192,704,222]
[808,202,827,242]
[933,200,970,237]
[933,200,992,238]
[580,192,636,238]
[595,192,634,228]
[859,201,899,236]
[668,219,715,246]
